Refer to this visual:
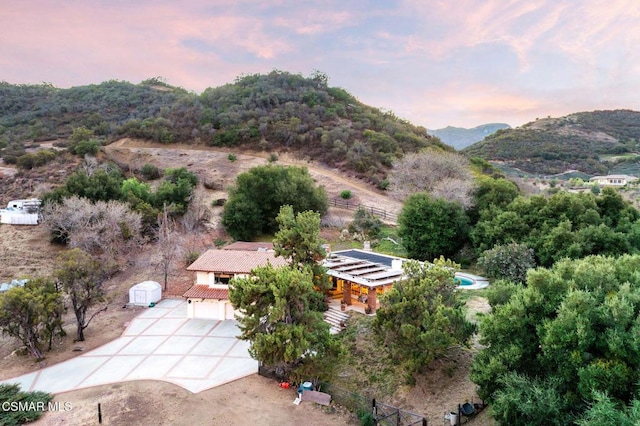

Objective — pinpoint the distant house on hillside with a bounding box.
[183,248,289,320]
[590,175,638,186]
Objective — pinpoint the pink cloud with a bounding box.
[1,0,639,129]
[0,1,292,89]
[273,9,354,35]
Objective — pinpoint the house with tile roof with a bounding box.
[222,241,274,251]
[183,249,289,320]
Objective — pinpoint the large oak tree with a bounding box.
[222,165,328,241]
[398,192,470,261]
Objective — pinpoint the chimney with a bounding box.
[391,259,403,271]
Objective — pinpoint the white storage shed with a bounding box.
[129,281,162,306]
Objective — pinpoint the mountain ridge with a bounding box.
[428,123,511,149]
[0,72,451,186]
[463,110,640,177]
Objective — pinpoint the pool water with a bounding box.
[454,275,475,286]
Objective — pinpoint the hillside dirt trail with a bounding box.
[106,138,403,219]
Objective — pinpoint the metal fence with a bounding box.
[321,383,428,426]
[258,368,428,425]
[322,383,373,414]
[329,198,398,223]
[374,399,427,426]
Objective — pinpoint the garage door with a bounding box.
[194,301,222,320]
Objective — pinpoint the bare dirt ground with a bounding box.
[104,139,403,220]
[0,140,494,425]
[35,376,354,426]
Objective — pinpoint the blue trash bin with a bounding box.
[298,381,313,393]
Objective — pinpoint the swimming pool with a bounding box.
[454,273,489,289]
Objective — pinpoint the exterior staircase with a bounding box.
[323,306,350,334]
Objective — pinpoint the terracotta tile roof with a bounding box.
[187,249,289,274]
[183,285,229,300]
[223,241,274,251]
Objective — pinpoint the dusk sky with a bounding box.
[2,1,639,129]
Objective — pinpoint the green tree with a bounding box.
[223,165,328,240]
[577,392,640,426]
[229,265,337,379]
[398,193,469,261]
[374,259,476,378]
[490,373,571,426]
[154,167,198,215]
[348,207,383,240]
[54,249,108,342]
[0,278,64,360]
[471,254,640,424]
[471,190,640,267]
[273,205,330,308]
[71,139,100,156]
[121,177,153,205]
[70,126,94,144]
[597,187,639,227]
[469,176,520,223]
[62,168,124,202]
[273,205,326,269]
[68,127,101,156]
[163,167,198,187]
[477,242,535,284]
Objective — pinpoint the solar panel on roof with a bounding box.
[335,250,396,267]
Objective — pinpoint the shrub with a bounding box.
[16,153,36,169]
[0,383,53,425]
[340,190,352,200]
[348,207,382,239]
[184,251,200,266]
[71,139,100,156]
[268,153,278,163]
[478,242,536,284]
[228,153,237,162]
[357,408,375,426]
[141,163,161,180]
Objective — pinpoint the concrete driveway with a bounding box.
[3,299,258,394]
